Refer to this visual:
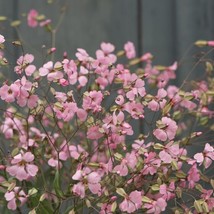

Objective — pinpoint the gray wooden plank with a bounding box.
[0,0,19,78]
[142,0,214,84]
[17,0,138,62]
[175,0,214,83]
[142,0,176,65]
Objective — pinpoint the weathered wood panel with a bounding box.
[16,0,138,62]
[142,0,214,83]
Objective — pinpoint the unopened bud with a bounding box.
[194,40,208,47]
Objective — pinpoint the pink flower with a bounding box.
[159,182,175,200]
[208,41,214,46]
[96,42,117,64]
[126,73,146,101]
[119,190,142,213]
[87,125,103,140]
[194,143,214,168]
[14,54,36,76]
[4,187,27,210]
[159,141,180,163]
[124,101,144,119]
[39,19,51,27]
[6,151,38,181]
[124,41,136,59]
[148,88,167,111]
[76,48,90,61]
[54,102,78,122]
[83,90,103,112]
[62,59,78,85]
[142,152,161,175]
[144,198,167,214]
[13,76,38,108]
[0,84,18,103]
[0,34,5,43]
[201,189,214,211]
[39,61,63,81]
[153,117,178,141]
[1,117,23,139]
[113,152,137,176]
[27,9,38,28]
[187,164,200,188]
[72,169,101,198]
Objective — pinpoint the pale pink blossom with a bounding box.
[96,42,117,64]
[194,143,214,168]
[83,90,103,112]
[6,151,38,181]
[126,73,146,101]
[124,101,144,119]
[124,41,136,59]
[39,61,63,81]
[87,125,103,140]
[148,88,167,111]
[187,164,200,188]
[76,48,90,62]
[63,59,78,84]
[27,9,38,27]
[4,187,27,210]
[159,182,175,200]
[208,41,214,46]
[72,169,101,198]
[144,198,167,214]
[0,84,18,103]
[201,189,214,211]
[39,19,51,27]
[14,54,36,75]
[153,117,178,141]
[159,142,180,163]
[113,152,137,176]
[1,117,23,139]
[0,34,5,43]
[119,190,142,213]
[141,52,153,61]
[54,102,78,122]
[142,152,161,175]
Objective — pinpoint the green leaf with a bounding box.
[171,160,178,170]
[151,184,160,191]
[153,143,164,150]
[53,169,64,197]
[194,200,203,213]
[8,182,16,191]
[38,200,54,214]
[201,201,209,213]
[116,188,126,197]
[28,188,38,196]
[142,196,152,203]
[111,201,117,212]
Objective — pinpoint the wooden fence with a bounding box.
[0,0,214,81]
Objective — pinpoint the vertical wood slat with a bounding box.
[17,0,138,61]
[175,0,214,84]
[141,0,176,65]
[141,0,214,83]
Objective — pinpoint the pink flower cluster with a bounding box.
[0,29,213,214]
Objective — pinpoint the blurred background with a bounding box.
[0,0,214,82]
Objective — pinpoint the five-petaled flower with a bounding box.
[153,117,178,141]
[4,187,27,210]
[6,151,38,181]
